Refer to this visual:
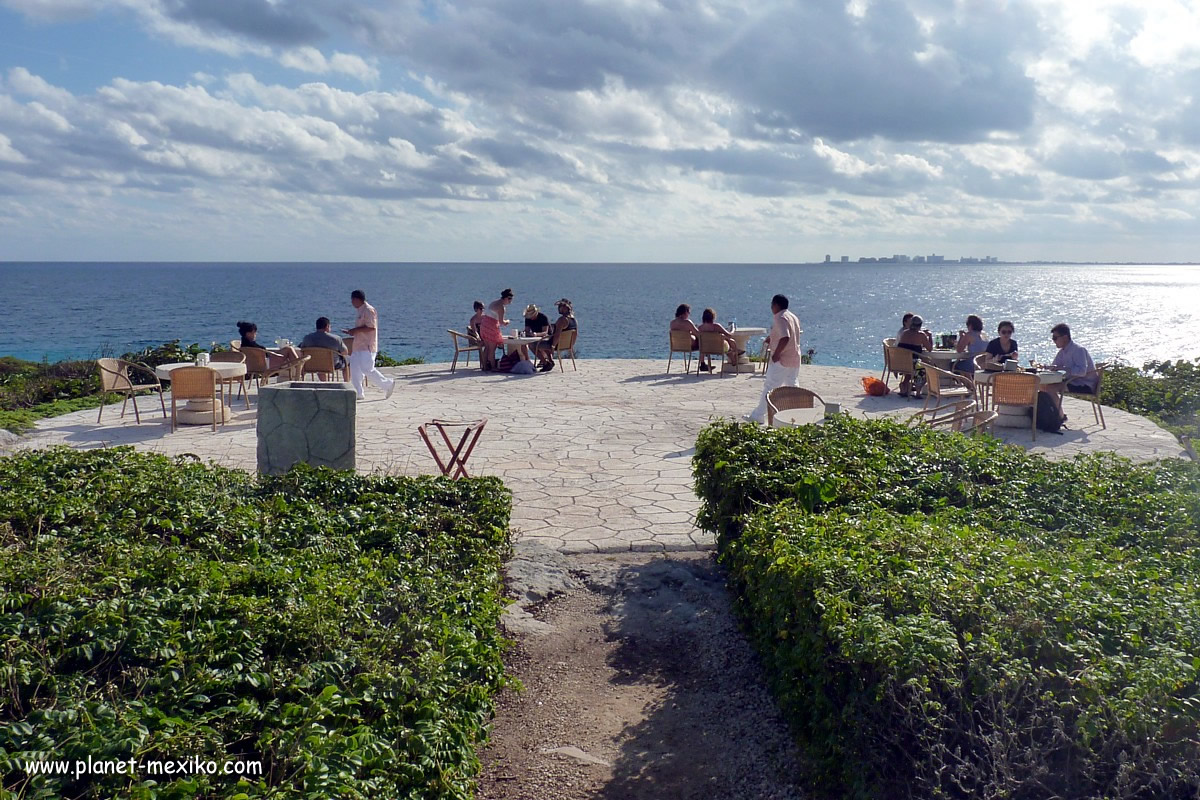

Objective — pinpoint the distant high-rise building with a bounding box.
[894,254,911,263]
[928,254,945,263]
[914,255,927,263]
[840,255,849,263]
[824,254,831,263]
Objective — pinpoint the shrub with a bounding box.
[0,447,511,799]
[1102,358,1200,443]
[694,417,1200,799]
[375,352,424,368]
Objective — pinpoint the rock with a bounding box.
[501,603,555,636]
[540,746,611,767]
[505,541,580,607]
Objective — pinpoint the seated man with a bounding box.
[299,316,349,371]
[1043,322,1098,418]
[696,308,743,372]
[535,299,578,372]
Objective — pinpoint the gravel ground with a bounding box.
[477,547,810,800]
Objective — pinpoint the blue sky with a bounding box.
[2,0,1199,262]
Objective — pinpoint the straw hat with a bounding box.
[524,304,540,318]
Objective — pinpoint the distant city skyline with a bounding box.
[1,1,1199,263]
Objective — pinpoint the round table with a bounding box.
[501,334,546,354]
[155,362,247,424]
[722,327,768,374]
[918,349,966,367]
[772,408,863,428]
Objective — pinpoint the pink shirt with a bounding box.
[354,302,379,353]
[769,309,802,368]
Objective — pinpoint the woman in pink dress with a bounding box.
[480,288,513,371]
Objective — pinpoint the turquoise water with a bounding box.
[2,262,1198,368]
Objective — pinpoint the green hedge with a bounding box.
[0,447,511,799]
[1102,358,1200,443]
[694,417,1200,799]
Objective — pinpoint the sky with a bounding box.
[1,0,1199,263]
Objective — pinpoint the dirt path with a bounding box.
[477,548,810,800]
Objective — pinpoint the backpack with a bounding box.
[1035,391,1065,434]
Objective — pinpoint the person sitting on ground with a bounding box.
[479,289,513,371]
[535,298,578,372]
[670,303,701,352]
[985,320,1019,367]
[468,300,485,341]
[1041,323,1098,419]
[696,308,744,372]
[954,314,988,374]
[299,317,348,371]
[896,314,930,398]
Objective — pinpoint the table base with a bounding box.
[721,356,757,374]
[994,404,1031,428]
[177,399,231,425]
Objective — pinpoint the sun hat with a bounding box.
[556,297,573,311]
[524,304,540,317]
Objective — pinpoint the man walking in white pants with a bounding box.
[343,289,396,401]
[748,294,802,424]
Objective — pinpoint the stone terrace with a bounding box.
[8,360,1186,553]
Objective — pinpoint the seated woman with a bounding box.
[985,320,1019,366]
[468,300,485,341]
[535,298,578,372]
[670,303,700,351]
[696,308,744,373]
[896,314,930,397]
[237,321,294,371]
[954,314,988,374]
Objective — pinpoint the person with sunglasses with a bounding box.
[985,321,1019,366]
[1041,323,1098,418]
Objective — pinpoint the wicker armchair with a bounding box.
[667,330,695,374]
[908,399,976,430]
[1063,362,1108,429]
[885,345,924,396]
[169,366,221,432]
[923,363,975,411]
[301,347,343,382]
[552,328,578,372]
[766,387,825,428]
[880,338,898,384]
[992,372,1039,441]
[207,351,249,410]
[697,332,727,376]
[96,358,166,424]
[242,347,310,388]
[447,330,483,373]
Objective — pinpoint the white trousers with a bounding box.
[349,350,394,399]
[749,361,801,424]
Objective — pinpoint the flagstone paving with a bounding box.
[8,360,1187,552]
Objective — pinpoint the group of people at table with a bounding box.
[894,312,1100,419]
[467,290,577,373]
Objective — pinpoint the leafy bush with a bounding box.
[375,352,424,367]
[119,340,209,369]
[0,447,511,799]
[1102,358,1200,443]
[0,357,116,432]
[694,417,1200,799]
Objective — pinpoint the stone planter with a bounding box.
[257,381,356,474]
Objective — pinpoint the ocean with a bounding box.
[2,262,1198,368]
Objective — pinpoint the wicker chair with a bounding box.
[759,339,771,375]
[208,350,250,410]
[992,372,1039,441]
[697,332,727,376]
[243,348,310,389]
[447,330,483,373]
[552,328,578,372]
[1063,362,1108,429]
[880,338,898,384]
[885,345,924,396]
[96,358,166,424]
[169,366,221,432]
[923,363,975,411]
[301,347,342,381]
[667,330,695,374]
[972,353,995,408]
[908,399,976,430]
[766,386,825,428]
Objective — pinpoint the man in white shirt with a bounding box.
[748,294,802,424]
[342,289,396,401]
